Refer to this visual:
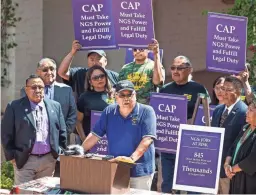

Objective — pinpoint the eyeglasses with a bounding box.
[118,92,134,98]
[41,67,55,72]
[170,65,189,71]
[133,48,145,52]
[26,85,44,91]
[91,74,106,81]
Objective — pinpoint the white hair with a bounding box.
[37,58,57,68]
[174,55,192,67]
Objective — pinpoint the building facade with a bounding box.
[1,0,233,112]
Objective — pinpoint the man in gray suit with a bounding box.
[21,58,76,176]
[21,58,76,135]
[1,75,67,185]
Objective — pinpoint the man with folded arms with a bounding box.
[82,80,156,190]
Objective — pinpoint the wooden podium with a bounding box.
[60,155,131,194]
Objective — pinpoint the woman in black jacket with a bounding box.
[224,98,256,194]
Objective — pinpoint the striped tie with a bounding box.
[219,109,229,127]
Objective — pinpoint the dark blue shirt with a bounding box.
[93,103,156,177]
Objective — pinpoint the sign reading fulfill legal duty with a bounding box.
[72,0,155,49]
[112,0,155,48]
[90,111,108,155]
[150,93,187,154]
[173,124,225,194]
[72,0,117,49]
[206,12,247,74]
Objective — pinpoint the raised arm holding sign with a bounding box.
[206,12,248,74]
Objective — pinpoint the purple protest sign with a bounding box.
[72,0,117,50]
[90,111,108,155]
[112,0,155,48]
[173,124,225,194]
[206,12,248,74]
[194,105,216,126]
[125,48,163,64]
[150,93,187,154]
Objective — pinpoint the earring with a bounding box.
[90,85,94,90]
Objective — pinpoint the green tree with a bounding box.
[0,162,14,189]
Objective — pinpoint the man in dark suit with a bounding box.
[1,75,67,185]
[21,58,76,176]
[211,76,247,194]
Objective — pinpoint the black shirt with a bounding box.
[63,67,119,100]
[77,91,113,136]
[160,81,209,119]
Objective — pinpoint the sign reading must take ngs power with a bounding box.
[206,12,248,74]
[173,124,225,194]
[150,93,187,154]
[72,0,154,49]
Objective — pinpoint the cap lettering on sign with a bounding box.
[216,24,236,34]
[121,2,140,10]
[82,4,103,13]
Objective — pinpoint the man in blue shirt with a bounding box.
[82,80,157,190]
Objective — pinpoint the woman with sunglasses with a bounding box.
[76,65,114,143]
[224,97,256,194]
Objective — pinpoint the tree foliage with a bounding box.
[0,162,14,189]
[227,0,256,85]
[1,0,21,87]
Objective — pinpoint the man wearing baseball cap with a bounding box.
[58,40,119,100]
[82,80,157,190]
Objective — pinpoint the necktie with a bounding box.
[45,86,50,99]
[35,107,41,130]
[219,109,229,127]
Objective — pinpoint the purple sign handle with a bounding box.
[206,12,248,74]
[112,0,155,48]
[90,111,108,155]
[72,0,117,50]
[125,48,163,64]
[150,92,188,154]
[194,105,216,126]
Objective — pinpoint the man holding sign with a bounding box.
[58,40,119,100]
[118,39,165,104]
[160,56,209,193]
[82,80,156,190]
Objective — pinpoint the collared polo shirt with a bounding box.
[93,103,157,177]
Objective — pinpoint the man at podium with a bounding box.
[82,80,157,191]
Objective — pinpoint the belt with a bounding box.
[30,152,51,157]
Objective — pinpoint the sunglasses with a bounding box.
[41,66,55,72]
[91,74,106,81]
[118,92,134,98]
[133,48,145,52]
[26,85,44,91]
[170,66,189,71]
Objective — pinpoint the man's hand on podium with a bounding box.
[109,156,135,164]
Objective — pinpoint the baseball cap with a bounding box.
[114,80,135,92]
[87,50,106,57]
